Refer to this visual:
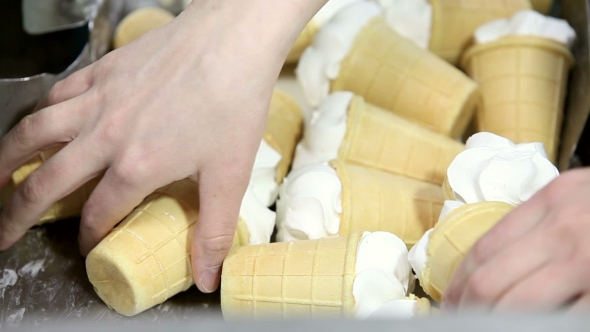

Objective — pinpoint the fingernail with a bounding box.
[199,266,221,293]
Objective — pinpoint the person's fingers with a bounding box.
[0,98,87,188]
[493,260,584,311]
[78,161,170,256]
[191,164,250,293]
[0,140,102,250]
[443,201,547,307]
[33,66,93,112]
[568,293,590,313]
[454,228,561,310]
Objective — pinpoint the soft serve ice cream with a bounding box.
[250,140,282,206]
[353,231,413,318]
[239,185,276,245]
[372,0,432,48]
[292,91,353,170]
[409,132,559,285]
[296,1,382,107]
[276,163,343,242]
[474,10,576,47]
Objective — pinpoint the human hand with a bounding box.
[0,0,325,293]
[443,167,590,312]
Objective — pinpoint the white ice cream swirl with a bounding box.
[296,1,382,107]
[474,10,576,48]
[276,163,343,242]
[292,91,353,170]
[251,140,282,207]
[353,231,413,318]
[239,186,276,245]
[373,0,432,49]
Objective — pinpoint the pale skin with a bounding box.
[0,0,588,309]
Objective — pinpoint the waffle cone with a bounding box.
[221,233,363,320]
[86,179,250,316]
[421,201,515,302]
[531,0,553,14]
[113,7,175,49]
[332,160,444,249]
[0,148,99,224]
[429,0,531,64]
[286,20,320,64]
[264,90,304,183]
[338,96,465,185]
[331,17,479,139]
[461,36,574,162]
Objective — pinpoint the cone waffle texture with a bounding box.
[338,96,465,185]
[86,179,250,316]
[429,0,531,64]
[331,17,479,138]
[531,0,553,14]
[264,90,304,183]
[441,176,455,201]
[0,148,99,225]
[422,201,515,302]
[113,7,175,49]
[332,160,444,249]
[461,36,574,162]
[286,20,320,64]
[221,233,363,320]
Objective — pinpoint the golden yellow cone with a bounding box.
[338,96,465,185]
[331,17,479,139]
[286,20,320,64]
[429,0,531,65]
[531,0,553,14]
[264,90,304,183]
[221,233,363,320]
[461,36,574,162]
[405,294,434,316]
[441,176,455,201]
[421,201,515,302]
[332,160,444,249]
[113,7,175,49]
[86,179,250,316]
[0,147,99,225]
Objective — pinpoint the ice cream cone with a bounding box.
[331,17,479,139]
[338,96,465,185]
[428,0,531,64]
[86,178,251,316]
[264,90,304,183]
[221,233,362,320]
[332,160,444,248]
[461,36,574,162]
[421,201,515,302]
[441,176,455,201]
[0,147,99,225]
[286,21,320,64]
[113,7,175,49]
[530,0,553,14]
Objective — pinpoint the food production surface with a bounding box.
[1,0,590,327]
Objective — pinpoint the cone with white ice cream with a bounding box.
[297,1,479,139]
[293,92,465,185]
[221,231,418,320]
[86,179,275,316]
[461,11,576,162]
[409,132,560,302]
[276,161,444,248]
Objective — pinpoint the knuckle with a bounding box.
[19,171,48,206]
[47,80,67,105]
[13,114,37,147]
[111,155,149,186]
[465,273,494,300]
[470,237,491,265]
[199,232,235,256]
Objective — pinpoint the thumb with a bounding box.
[191,165,249,293]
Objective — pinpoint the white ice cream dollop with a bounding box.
[314,0,363,27]
[373,0,432,49]
[251,140,282,206]
[296,1,382,107]
[353,231,413,318]
[239,186,276,245]
[447,132,559,206]
[292,91,353,170]
[276,163,343,242]
[474,10,576,48]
